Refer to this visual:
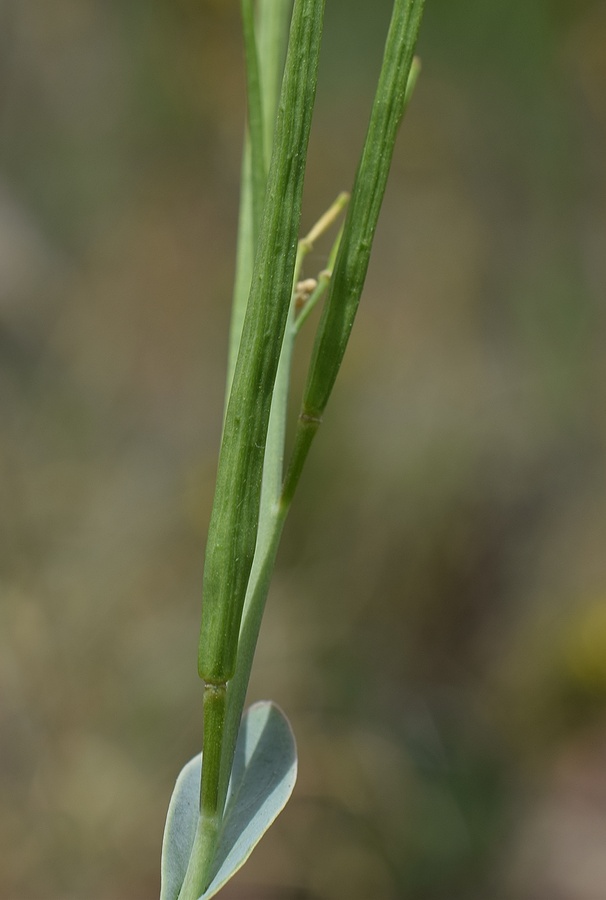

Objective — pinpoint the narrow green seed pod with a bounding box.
[199,0,326,685]
[302,0,424,420]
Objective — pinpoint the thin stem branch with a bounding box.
[214,191,347,831]
[194,3,326,894]
[241,0,266,246]
[294,224,345,333]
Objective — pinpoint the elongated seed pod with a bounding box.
[199,0,326,685]
[298,0,423,441]
[282,1,423,507]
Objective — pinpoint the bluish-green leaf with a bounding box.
[160,701,297,900]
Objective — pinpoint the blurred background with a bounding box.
[1,1,605,898]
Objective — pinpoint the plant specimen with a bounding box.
[160,2,424,897]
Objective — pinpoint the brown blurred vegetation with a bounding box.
[1,1,606,898]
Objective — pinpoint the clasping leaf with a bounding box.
[161,702,297,900]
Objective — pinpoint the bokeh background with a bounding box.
[1,1,606,898]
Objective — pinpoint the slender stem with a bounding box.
[227,2,294,408]
[257,0,294,155]
[226,139,253,399]
[199,0,325,685]
[241,0,266,247]
[194,2,326,892]
[176,816,218,900]
[201,685,226,818]
[213,194,347,829]
[295,224,344,333]
[280,412,320,510]
[186,5,424,897]
[405,55,421,105]
[300,191,349,252]
[214,501,289,826]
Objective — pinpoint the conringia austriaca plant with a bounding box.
[160,2,425,898]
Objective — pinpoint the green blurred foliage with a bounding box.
[1,1,605,898]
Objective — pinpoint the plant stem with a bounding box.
[198,0,325,687]
[214,193,347,833]
[194,1,326,893]
[240,0,266,246]
[257,0,293,155]
[227,1,293,406]
[188,3,424,896]
[294,223,345,333]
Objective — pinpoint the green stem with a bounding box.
[195,1,326,891]
[214,192,346,828]
[227,1,293,402]
[188,4,424,896]
[201,685,226,818]
[199,0,325,686]
[294,222,345,333]
[226,139,254,399]
[215,501,289,826]
[241,0,266,246]
[257,0,294,155]
[176,816,219,900]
